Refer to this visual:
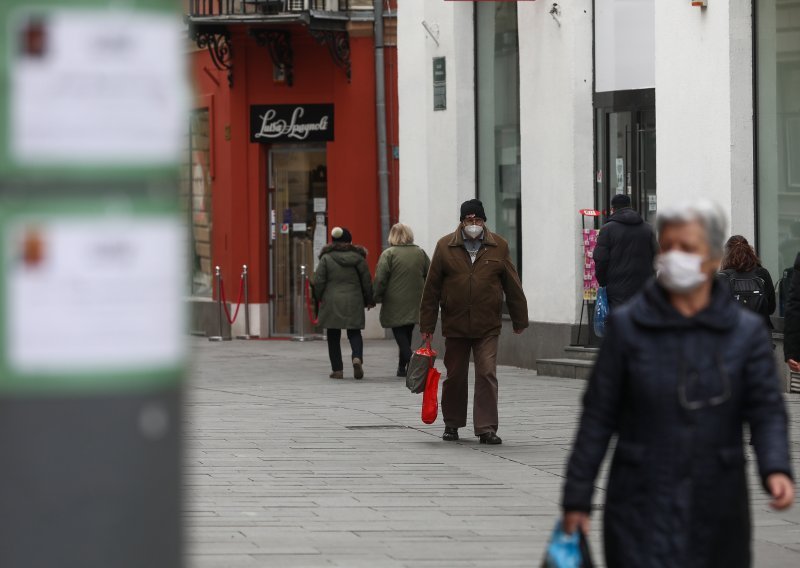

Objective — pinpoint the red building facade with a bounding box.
[186,2,398,337]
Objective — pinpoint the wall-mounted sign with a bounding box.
[250,104,334,143]
[433,57,446,111]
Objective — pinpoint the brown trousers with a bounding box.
[442,336,499,436]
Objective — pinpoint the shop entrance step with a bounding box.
[535,358,594,380]
[563,346,600,362]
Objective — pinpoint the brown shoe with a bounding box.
[352,358,364,380]
[329,371,344,379]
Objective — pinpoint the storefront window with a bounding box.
[757,0,800,303]
[476,2,522,274]
[183,109,213,297]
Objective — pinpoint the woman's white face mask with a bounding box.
[655,251,708,293]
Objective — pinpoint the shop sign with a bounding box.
[250,104,334,143]
[433,57,446,111]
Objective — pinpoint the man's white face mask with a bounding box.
[655,251,707,294]
[464,225,483,239]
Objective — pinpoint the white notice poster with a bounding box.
[6,217,186,373]
[10,9,187,165]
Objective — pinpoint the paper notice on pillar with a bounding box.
[5,217,186,375]
[313,223,327,270]
[9,9,187,166]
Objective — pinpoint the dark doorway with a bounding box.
[594,89,656,224]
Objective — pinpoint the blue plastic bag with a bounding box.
[593,287,609,338]
[541,521,583,568]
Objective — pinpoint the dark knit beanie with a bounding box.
[611,194,632,209]
[331,226,352,243]
[460,199,487,221]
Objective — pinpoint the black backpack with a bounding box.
[718,269,769,316]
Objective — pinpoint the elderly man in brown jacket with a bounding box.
[420,199,528,445]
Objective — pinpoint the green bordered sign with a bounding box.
[0,0,188,395]
[0,0,186,179]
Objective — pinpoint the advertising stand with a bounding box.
[575,209,602,346]
[0,1,186,566]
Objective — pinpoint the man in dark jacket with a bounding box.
[594,194,658,307]
[420,199,528,445]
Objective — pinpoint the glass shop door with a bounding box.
[269,147,327,336]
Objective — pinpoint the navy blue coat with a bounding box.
[594,208,658,307]
[562,281,793,568]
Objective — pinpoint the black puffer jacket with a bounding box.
[562,280,792,568]
[594,208,658,307]
[783,252,800,361]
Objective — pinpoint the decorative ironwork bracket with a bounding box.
[192,28,233,88]
[251,29,294,87]
[310,30,351,82]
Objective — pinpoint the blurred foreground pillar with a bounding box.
[0,1,187,567]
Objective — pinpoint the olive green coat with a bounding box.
[373,245,431,328]
[313,243,373,330]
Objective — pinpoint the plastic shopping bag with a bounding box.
[421,367,442,424]
[593,287,609,338]
[540,521,594,568]
[406,341,437,393]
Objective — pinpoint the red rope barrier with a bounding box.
[220,275,245,325]
[304,277,320,326]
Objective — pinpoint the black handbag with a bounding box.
[405,341,437,393]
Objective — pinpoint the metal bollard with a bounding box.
[209,266,224,341]
[236,264,253,339]
[294,264,307,342]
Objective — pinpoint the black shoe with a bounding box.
[442,427,459,441]
[396,364,407,377]
[479,432,502,445]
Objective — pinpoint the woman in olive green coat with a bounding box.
[313,227,374,379]
[373,223,430,377]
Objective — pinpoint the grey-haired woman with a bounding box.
[561,201,794,567]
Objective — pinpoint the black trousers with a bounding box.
[326,329,363,372]
[391,324,415,370]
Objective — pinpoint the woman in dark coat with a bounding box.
[561,201,794,568]
[313,227,373,380]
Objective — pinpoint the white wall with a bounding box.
[595,0,655,92]
[656,0,755,240]
[518,1,594,324]
[397,0,475,254]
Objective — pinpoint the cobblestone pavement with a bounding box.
[186,337,800,567]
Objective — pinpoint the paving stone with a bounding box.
[186,337,800,567]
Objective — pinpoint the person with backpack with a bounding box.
[716,235,776,329]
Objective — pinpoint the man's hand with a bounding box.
[513,328,524,335]
[767,473,795,510]
[788,359,800,373]
[562,511,590,535]
[421,332,433,343]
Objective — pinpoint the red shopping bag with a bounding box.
[421,367,442,424]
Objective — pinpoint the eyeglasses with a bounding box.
[463,217,484,226]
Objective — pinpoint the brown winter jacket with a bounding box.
[420,226,528,338]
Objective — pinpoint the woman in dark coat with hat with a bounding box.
[561,200,794,568]
[313,227,373,380]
